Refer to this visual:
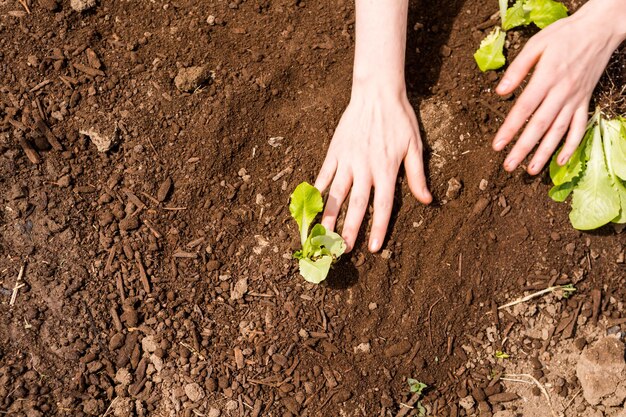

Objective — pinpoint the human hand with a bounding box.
[493,0,626,174]
[314,86,432,253]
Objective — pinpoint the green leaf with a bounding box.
[289,182,323,246]
[298,257,333,284]
[302,223,327,258]
[499,0,510,21]
[503,0,531,30]
[569,122,621,230]
[474,27,506,72]
[311,230,346,258]
[550,129,590,186]
[548,182,575,202]
[525,0,568,28]
[610,118,626,181]
[612,179,626,224]
[601,118,626,224]
[495,350,510,359]
[408,379,428,395]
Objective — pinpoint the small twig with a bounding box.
[9,265,25,306]
[562,388,582,414]
[17,0,31,14]
[498,285,576,310]
[502,373,557,417]
[427,296,444,347]
[101,397,117,417]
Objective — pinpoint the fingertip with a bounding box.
[496,79,512,95]
[369,238,381,253]
[527,162,541,175]
[419,188,433,205]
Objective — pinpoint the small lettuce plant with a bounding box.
[474,0,567,71]
[549,112,626,230]
[289,182,346,284]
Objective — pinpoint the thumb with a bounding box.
[404,139,432,205]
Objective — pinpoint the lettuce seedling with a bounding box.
[474,27,506,72]
[475,0,567,71]
[549,113,626,230]
[407,379,428,416]
[289,182,346,284]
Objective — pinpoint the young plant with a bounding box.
[289,182,346,284]
[407,379,428,416]
[549,112,626,230]
[474,0,567,72]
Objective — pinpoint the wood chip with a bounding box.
[135,252,151,294]
[34,117,63,150]
[18,138,40,164]
[591,289,601,326]
[30,79,52,93]
[73,62,105,77]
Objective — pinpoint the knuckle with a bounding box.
[351,195,368,210]
[532,118,550,133]
[375,198,393,212]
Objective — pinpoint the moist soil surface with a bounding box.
[0,0,625,416]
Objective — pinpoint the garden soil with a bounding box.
[0,0,624,416]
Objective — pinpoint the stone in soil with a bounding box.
[174,66,211,92]
[446,177,463,200]
[576,336,626,406]
[80,126,119,152]
[70,0,96,12]
[184,382,205,402]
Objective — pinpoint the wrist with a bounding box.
[351,72,407,101]
[588,0,626,44]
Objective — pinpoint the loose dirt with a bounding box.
[0,0,624,416]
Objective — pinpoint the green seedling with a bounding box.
[495,350,510,359]
[474,0,567,71]
[549,112,626,230]
[407,379,428,416]
[289,182,346,284]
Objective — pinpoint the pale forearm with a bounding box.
[352,0,409,95]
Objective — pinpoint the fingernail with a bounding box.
[498,79,511,92]
[505,158,516,170]
[493,138,504,150]
[558,155,568,165]
[422,186,431,198]
[370,239,380,252]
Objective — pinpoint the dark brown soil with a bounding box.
[0,0,624,416]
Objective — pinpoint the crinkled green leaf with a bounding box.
[525,0,568,28]
[601,119,626,224]
[569,122,621,230]
[289,182,323,245]
[610,118,626,181]
[499,0,510,21]
[311,230,346,258]
[298,257,333,284]
[550,129,590,186]
[474,27,506,72]
[548,181,575,202]
[503,0,531,30]
[408,379,428,395]
[302,223,327,258]
[612,179,626,224]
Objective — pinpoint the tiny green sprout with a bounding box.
[495,350,510,359]
[561,284,577,299]
[289,182,346,284]
[407,379,428,416]
[408,379,428,395]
